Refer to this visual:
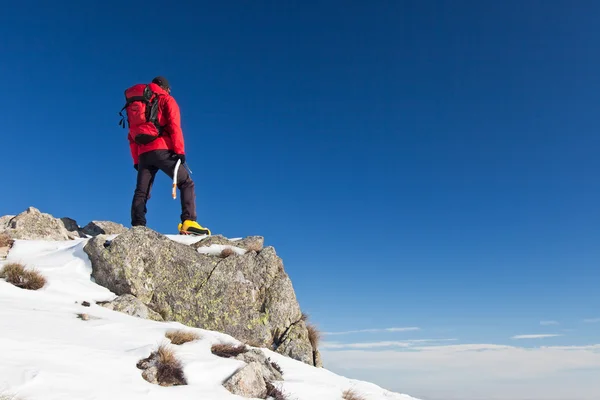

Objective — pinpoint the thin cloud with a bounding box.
[584,318,600,323]
[320,343,600,400]
[321,338,457,349]
[511,334,563,339]
[323,327,420,336]
[540,320,559,326]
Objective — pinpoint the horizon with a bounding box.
[2,1,600,399]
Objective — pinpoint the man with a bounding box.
[127,76,210,235]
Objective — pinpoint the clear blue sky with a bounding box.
[2,1,599,398]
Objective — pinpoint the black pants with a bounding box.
[131,150,197,226]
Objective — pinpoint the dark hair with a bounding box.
[152,76,170,91]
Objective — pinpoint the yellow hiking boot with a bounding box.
[178,220,211,236]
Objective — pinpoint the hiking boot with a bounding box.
[178,220,211,236]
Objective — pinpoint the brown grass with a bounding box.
[0,263,46,290]
[165,329,201,345]
[211,343,248,358]
[265,381,287,400]
[0,233,13,248]
[219,247,235,258]
[137,344,187,386]
[268,358,283,376]
[342,389,366,400]
[306,322,321,349]
[301,311,309,321]
[156,344,187,386]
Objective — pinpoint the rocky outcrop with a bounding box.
[0,207,322,367]
[97,294,164,321]
[82,221,128,236]
[0,207,78,240]
[0,207,129,241]
[83,226,316,365]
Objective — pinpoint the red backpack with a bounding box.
[118,84,164,144]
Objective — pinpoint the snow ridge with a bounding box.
[0,238,418,400]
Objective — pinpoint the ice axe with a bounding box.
[172,159,182,199]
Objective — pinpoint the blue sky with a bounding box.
[1,1,599,399]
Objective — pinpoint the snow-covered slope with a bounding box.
[0,238,418,400]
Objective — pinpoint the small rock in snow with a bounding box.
[223,362,268,398]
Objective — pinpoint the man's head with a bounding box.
[152,76,171,94]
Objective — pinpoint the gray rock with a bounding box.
[275,321,315,366]
[142,366,159,384]
[0,215,14,230]
[314,349,323,368]
[235,236,264,252]
[84,226,315,365]
[192,235,264,252]
[60,217,86,239]
[82,221,128,236]
[235,349,283,381]
[98,294,164,321]
[1,207,73,240]
[223,362,267,398]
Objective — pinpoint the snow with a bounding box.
[0,238,418,400]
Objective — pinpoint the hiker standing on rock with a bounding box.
[119,76,210,235]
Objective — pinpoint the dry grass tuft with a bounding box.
[268,358,283,376]
[265,381,287,400]
[165,329,201,345]
[211,343,248,358]
[301,311,309,322]
[0,233,14,248]
[342,389,367,400]
[306,322,321,349]
[219,247,236,258]
[0,263,46,290]
[156,344,187,386]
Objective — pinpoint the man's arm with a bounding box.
[163,96,185,155]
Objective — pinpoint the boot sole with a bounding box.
[179,230,210,236]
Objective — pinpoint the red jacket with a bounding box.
[128,83,185,165]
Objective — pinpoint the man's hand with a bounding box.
[171,153,186,164]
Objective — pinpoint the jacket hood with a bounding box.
[149,82,170,96]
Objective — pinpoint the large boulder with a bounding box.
[83,226,316,365]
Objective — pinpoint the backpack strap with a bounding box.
[144,85,165,136]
